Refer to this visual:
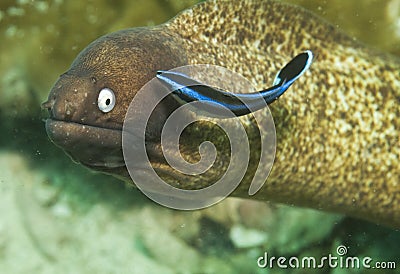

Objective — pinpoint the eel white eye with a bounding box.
[98,88,115,113]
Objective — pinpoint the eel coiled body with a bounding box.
[43,1,400,227]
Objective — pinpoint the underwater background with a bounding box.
[0,0,399,273]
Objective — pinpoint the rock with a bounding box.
[230,225,269,248]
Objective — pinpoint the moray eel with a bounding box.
[42,1,400,228]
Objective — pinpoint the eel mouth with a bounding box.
[45,118,126,173]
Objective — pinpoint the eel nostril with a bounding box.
[65,101,75,118]
[41,99,55,110]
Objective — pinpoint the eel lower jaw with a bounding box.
[45,119,127,175]
[45,119,182,184]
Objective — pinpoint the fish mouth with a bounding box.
[45,118,126,173]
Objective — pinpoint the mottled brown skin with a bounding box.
[43,1,400,227]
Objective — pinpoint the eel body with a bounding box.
[42,1,400,227]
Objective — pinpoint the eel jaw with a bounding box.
[45,119,128,176]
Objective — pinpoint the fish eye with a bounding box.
[98,88,116,113]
